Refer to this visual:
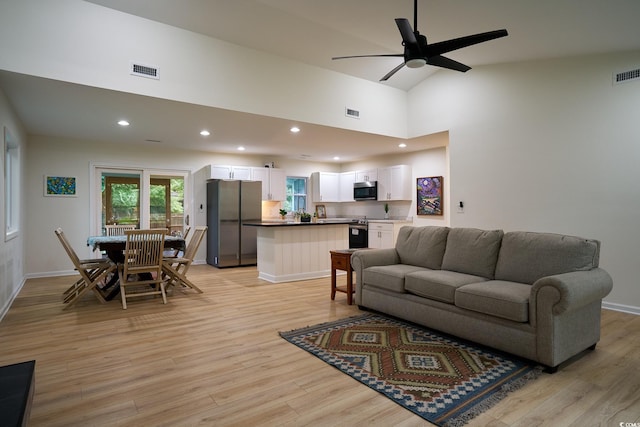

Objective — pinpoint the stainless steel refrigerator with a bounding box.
[206,179,261,267]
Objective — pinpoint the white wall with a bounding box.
[0,88,27,320]
[409,50,640,311]
[0,0,408,139]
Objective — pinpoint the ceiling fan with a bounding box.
[332,0,508,81]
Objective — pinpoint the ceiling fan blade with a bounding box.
[425,29,508,57]
[395,18,418,46]
[380,62,406,81]
[427,55,471,72]
[332,54,403,60]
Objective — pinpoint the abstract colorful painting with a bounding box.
[45,176,77,197]
[417,176,443,215]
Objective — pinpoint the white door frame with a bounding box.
[89,163,192,236]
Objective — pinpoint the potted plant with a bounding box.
[300,211,312,222]
[384,203,390,219]
[279,208,287,220]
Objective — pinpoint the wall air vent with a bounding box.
[345,107,360,119]
[613,68,640,85]
[130,62,160,80]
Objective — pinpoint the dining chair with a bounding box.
[118,228,168,309]
[105,224,137,236]
[54,228,116,309]
[162,226,207,294]
[165,226,191,258]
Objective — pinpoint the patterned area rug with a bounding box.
[280,313,543,427]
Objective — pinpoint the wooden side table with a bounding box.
[330,249,356,305]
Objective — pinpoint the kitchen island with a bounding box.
[243,220,353,283]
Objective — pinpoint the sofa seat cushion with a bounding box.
[441,228,504,279]
[405,270,488,303]
[455,280,531,322]
[363,264,429,293]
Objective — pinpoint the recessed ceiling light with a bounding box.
[237,146,245,151]
[117,120,130,126]
[200,130,210,136]
[398,143,407,148]
[333,156,340,160]
[290,126,300,133]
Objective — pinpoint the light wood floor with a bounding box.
[1,265,639,426]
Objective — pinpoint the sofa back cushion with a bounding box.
[396,226,450,270]
[495,231,601,284]
[441,228,504,279]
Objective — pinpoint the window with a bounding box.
[4,127,19,241]
[91,166,190,237]
[285,177,307,213]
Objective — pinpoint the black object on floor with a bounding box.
[0,360,36,427]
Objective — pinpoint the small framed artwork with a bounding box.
[315,204,327,219]
[417,176,443,216]
[44,175,77,197]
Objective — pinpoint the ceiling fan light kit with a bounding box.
[406,58,427,68]
[332,0,508,81]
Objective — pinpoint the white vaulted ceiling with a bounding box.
[1,0,640,161]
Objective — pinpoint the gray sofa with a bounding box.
[351,226,613,371]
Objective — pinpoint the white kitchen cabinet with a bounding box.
[377,165,412,201]
[251,167,286,201]
[339,171,355,202]
[208,165,252,180]
[355,169,378,182]
[311,172,340,202]
[368,222,395,249]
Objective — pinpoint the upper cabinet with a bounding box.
[251,167,286,201]
[377,165,412,201]
[208,165,252,180]
[355,169,377,182]
[339,171,355,202]
[311,172,340,202]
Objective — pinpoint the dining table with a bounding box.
[86,234,186,300]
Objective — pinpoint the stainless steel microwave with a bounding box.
[353,181,378,201]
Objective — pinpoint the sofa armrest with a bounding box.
[351,248,399,305]
[530,268,613,316]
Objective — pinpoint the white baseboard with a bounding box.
[0,276,26,323]
[25,269,78,279]
[602,301,640,315]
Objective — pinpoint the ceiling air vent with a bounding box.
[345,107,360,119]
[130,62,160,80]
[613,68,640,85]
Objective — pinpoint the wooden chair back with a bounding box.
[105,224,137,236]
[119,228,168,309]
[54,228,116,309]
[162,226,207,293]
[183,226,207,262]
